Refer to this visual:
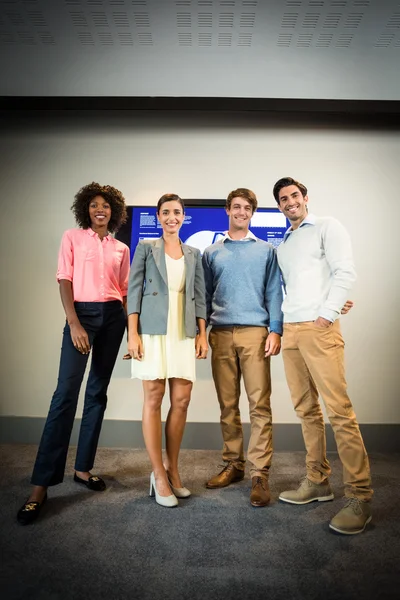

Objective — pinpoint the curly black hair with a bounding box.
[71,182,128,233]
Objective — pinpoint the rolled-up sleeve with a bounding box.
[56,230,73,283]
[119,245,130,297]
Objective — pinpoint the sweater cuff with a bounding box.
[270,320,283,336]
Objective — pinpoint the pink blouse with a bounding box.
[56,228,130,302]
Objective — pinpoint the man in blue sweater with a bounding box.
[202,188,283,507]
[274,176,372,535]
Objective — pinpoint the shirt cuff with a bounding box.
[319,308,338,322]
[270,320,283,336]
[56,274,72,283]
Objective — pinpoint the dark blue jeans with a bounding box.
[31,301,126,487]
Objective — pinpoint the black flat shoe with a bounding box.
[17,494,47,526]
[74,473,106,491]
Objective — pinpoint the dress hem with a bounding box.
[130,375,196,382]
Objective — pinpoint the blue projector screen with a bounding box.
[117,204,290,262]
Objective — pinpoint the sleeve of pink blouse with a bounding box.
[119,244,130,296]
[56,230,74,283]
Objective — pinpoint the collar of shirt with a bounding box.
[283,213,316,242]
[221,230,258,243]
[87,228,112,242]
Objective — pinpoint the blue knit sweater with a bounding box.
[202,238,283,334]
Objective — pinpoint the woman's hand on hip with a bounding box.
[195,333,208,359]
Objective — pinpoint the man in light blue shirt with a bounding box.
[274,176,372,535]
[203,188,283,507]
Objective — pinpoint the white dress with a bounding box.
[131,254,196,382]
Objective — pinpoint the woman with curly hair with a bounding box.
[17,182,130,525]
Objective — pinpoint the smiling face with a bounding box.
[226,196,253,234]
[277,185,308,229]
[157,200,185,235]
[88,195,111,229]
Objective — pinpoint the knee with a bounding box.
[220,403,239,421]
[50,387,79,412]
[294,405,324,423]
[249,400,271,418]
[171,395,191,413]
[144,393,164,412]
[327,408,358,428]
[292,394,322,419]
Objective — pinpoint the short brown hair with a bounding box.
[273,178,308,203]
[226,188,257,214]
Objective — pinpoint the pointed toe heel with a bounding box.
[169,481,191,499]
[149,473,178,508]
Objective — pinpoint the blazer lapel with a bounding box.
[182,243,194,295]
[152,237,168,287]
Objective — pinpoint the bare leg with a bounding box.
[142,379,172,497]
[164,378,192,488]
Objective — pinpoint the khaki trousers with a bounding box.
[209,326,272,478]
[282,320,372,501]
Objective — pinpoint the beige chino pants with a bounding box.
[282,320,372,501]
[209,326,272,478]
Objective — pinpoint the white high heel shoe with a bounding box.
[149,472,178,508]
[168,478,191,499]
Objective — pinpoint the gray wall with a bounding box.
[1,110,399,448]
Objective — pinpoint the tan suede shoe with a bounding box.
[250,476,270,507]
[279,477,334,505]
[206,464,245,489]
[329,498,372,535]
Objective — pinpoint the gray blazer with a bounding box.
[127,237,207,338]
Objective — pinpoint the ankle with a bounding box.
[75,471,91,480]
[29,486,47,502]
[165,466,179,477]
[153,467,168,480]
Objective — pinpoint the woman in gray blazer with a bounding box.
[127,194,208,507]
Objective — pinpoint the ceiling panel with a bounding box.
[0,0,399,99]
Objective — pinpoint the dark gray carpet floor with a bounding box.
[0,445,399,600]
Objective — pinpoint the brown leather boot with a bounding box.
[250,476,270,507]
[205,464,245,489]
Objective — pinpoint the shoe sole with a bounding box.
[17,517,39,526]
[329,515,372,535]
[279,493,334,505]
[149,491,179,507]
[154,500,178,508]
[74,476,106,492]
[206,476,245,489]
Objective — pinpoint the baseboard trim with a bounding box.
[0,417,399,452]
